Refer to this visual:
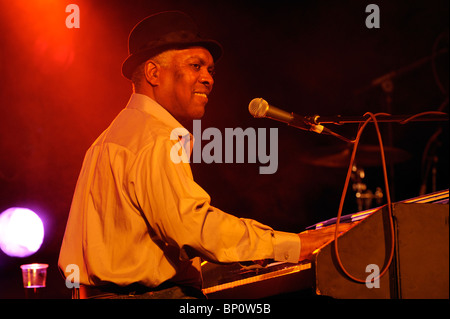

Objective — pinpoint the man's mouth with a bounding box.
[193,92,208,98]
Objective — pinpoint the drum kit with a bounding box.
[300,143,411,211]
[298,43,448,211]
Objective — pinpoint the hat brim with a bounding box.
[121,40,223,80]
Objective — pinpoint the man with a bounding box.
[59,11,341,299]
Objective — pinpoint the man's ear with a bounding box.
[144,60,160,86]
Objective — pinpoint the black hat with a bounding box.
[122,11,223,80]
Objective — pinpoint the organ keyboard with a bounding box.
[201,189,449,299]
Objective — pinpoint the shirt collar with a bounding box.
[126,93,194,148]
[126,93,186,133]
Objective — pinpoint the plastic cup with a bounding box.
[20,263,48,288]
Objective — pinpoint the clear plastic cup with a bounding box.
[20,263,48,288]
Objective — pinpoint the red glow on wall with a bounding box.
[4,1,77,74]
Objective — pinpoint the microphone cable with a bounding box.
[333,109,448,284]
[333,112,395,284]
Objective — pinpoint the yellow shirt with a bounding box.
[58,93,300,289]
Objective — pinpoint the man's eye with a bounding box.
[191,64,201,70]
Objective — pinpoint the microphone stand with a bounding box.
[309,113,448,125]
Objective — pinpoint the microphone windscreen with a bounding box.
[248,98,269,118]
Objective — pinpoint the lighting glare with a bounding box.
[0,207,44,257]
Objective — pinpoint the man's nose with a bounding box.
[199,69,214,88]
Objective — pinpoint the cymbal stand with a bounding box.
[351,164,384,211]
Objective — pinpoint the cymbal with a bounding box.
[300,144,411,168]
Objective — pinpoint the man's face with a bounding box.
[155,47,215,124]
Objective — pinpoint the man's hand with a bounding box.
[298,223,353,261]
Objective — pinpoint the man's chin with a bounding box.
[178,110,205,128]
[191,106,206,119]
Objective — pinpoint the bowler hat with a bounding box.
[122,11,223,80]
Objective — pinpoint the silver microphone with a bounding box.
[248,98,323,133]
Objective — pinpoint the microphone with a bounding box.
[248,98,324,133]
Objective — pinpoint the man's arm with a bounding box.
[298,223,353,261]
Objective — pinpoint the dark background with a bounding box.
[0,0,448,299]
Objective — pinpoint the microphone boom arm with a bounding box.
[248,98,449,143]
[311,113,449,125]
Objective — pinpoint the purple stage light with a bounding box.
[0,207,45,257]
